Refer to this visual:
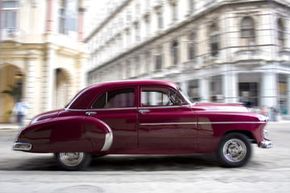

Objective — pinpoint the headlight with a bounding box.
[257,114,268,122]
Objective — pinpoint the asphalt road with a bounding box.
[0,123,289,193]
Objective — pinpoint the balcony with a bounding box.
[153,0,163,9]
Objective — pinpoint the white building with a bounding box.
[85,0,290,116]
[0,0,88,123]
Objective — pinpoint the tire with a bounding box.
[217,133,252,167]
[55,152,92,171]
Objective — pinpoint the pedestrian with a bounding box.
[12,98,29,128]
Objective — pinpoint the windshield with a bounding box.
[64,87,87,109]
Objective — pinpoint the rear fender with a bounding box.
[18,116,113,153]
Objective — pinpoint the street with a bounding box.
[0,123,289,193]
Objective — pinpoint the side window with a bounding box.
[141,87,185,107]
[92,88,135,109]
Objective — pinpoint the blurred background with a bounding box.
[1,0,290,124]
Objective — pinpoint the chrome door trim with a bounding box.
[138,105,191,110]
[139,122,197,126]
[138,109,150,114]
[67,107,138,112]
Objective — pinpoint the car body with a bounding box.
[13,80,272,170]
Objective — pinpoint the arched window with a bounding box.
[157,8,163,29]
[209,23,219,57]
[155,47,163,71]
[277,18,285,49]
[240,16,256,46]
[189,0,195,13]
[171,40,179,65]
[188,31,197,60]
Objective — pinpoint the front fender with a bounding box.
[16,116,113,153]
[196,112,266,153]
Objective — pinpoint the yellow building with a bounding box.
[0,0,87,123]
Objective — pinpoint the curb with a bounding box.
[0,125,19,132]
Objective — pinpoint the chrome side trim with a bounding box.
[139,121,265,126]
[100,132,113,151]
[198,121,265,124]
[13,142,32,151]
[140,122,197,126]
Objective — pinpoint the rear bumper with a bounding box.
[259,139,273,149]
[13,142,32,151]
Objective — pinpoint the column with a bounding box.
[199,78,209,102]
[261,72,277,108]
[223,72,238,103]
[179,35,188,66]
[24,51,38,118]
[45,0,53,32]
[43,46,56,111]
[77,54,87,89]
[287,76,290,115]
[163,42,171,68]
[140,53,146,75]
[180,81,188,97]
[78,4,86,41]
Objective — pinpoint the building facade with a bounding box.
[0,0,87,123]
[85,0,290,116]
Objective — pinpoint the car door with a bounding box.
[87,87,138,153]
[138,86,198,153]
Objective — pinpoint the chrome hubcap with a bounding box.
[59,152,84,167]
[223,138,247,163]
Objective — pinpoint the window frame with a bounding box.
[240,16,256,46]
[139,85,188,108]
[209,23,219,57]
[90,86,138,110]
[0,0,19,30]
[277,18,286,49]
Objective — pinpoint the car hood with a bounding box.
[191,102,249,112]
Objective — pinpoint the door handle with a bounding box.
[85,111,97,116]
[139,109,150,114]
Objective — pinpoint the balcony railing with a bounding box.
[0,28,19,41]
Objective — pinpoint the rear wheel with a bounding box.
[217,133,252,167]
[55,152,91,171]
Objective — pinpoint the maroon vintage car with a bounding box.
[13,80,272,170]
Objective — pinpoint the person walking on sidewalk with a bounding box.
[12,98,29,128]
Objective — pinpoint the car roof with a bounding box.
[67,80,182,109]
[86,79,178,90]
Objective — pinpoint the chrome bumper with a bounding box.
[259,139,273,149]
[13,142,32,151]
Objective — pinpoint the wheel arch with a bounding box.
[17,116,113,153]
[223,130,257,144]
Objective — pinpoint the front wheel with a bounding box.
[217,133,252,167]
[55,152,91,171]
